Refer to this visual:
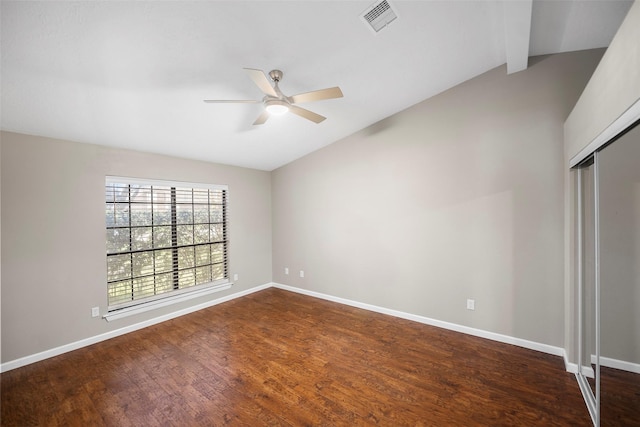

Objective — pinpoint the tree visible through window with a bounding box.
[105,178,228,310]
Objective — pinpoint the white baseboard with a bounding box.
[0,283,272,373]
[583,365,595,378]
[569,354,640,376]
[272,283,565,358]
[564,352,578,374]
[591,354,640,374]
[6,282,595,375]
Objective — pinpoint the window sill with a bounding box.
[103,282,232,322]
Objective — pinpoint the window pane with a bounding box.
[106,228,130,254]
[133,276,155,299]
[153,203,171,225]
[131,227,153,251]
[155,272,174,293]
[130,185,151,203]
[108,280,132,303]
[152,186,172,204]
[178,247,194,269]
[175,188,193,204]
[212,243,225,263]
[153,226,172,249]
[210,205,223,223]
[210,223,224,242]
[176,204,193,225]
[130,202,152,226]
[195,245,210,266]
[179,269,195,288]
[108,254,131,281]
[192,189,209,204]
[177,225,193,246]
[114,203,130,227]
[154,249,173,274]
[195,266,211,284]
[194,224,209,244]
[210,191,225,205]
[193,204,209,224]
[212,263,225,281]
[132,252,153,277]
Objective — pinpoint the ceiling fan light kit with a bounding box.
[265,99,289,115]
[204,68,343,125]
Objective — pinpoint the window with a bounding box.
[105,177,229,313]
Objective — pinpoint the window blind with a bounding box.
[105,178,228,311]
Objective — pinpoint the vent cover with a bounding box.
[361,0,398,33]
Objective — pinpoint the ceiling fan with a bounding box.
[204,68,343,125]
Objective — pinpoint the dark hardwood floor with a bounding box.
[598,367,640,427]
[2,288,596,426]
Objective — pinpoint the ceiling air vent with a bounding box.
[361,0,398,33]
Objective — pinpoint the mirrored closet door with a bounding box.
[573,120,640,427]
[597,123,640,426]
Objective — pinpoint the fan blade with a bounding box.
[203,100,260,103]
[290,87,343,104]
[244,68,277,97]
[252,110,270,126]
[289,105,326,123]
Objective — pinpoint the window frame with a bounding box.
[104,176,231,320]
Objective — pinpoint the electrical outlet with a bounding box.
[466,299,475,311]
[285,267,289,275]
[299,270,304,278]
[233,273,239,281]
[91,307,100,318]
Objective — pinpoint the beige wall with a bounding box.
[272,50,603,347]
[0,131,272,363]
[564,1,640,160]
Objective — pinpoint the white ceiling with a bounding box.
[0,1,633,171]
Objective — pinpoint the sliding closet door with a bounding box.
[573,120,640,426]
[597,123,640,426]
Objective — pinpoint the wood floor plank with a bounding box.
[1,288,613,426]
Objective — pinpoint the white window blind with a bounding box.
[105,177,229,311]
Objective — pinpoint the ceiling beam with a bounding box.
[503,0,533,74]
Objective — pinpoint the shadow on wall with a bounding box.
[360,114,403,138]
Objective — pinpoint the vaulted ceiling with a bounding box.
[0,1,633,171]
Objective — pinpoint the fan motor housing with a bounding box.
[269,70,283,82]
